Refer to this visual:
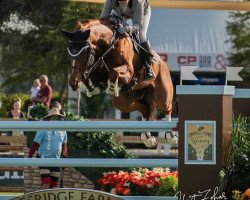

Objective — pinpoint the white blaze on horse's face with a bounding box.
[69,59,83,91]
[72,59,76,67]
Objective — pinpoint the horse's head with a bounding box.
[61,28,95,91]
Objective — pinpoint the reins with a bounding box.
[83,33,120,80]
[70,16,153,80]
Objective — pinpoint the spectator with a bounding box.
[52,101,62,110]
[7,98,25,119]
[30,79,41,105]
[34,75,52,108]
[28,107,68,189]
[6,98,25,136]
[52,101,66,116]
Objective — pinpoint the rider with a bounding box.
[100,0,155,81]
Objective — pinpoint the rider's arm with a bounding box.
[100,0,113,19]
[128,0,144,34]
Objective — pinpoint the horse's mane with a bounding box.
[76,19,113,31]
[75,19,115,47]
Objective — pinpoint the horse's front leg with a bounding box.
[83,78,102,97]
[140,105,158,148]
[105,64,131,97]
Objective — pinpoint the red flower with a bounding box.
[97,168,178,196]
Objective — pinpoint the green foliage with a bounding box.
[80,92,114,119]
[64,107,133,159]
[0,1,102,95]
[156,176,178,196]
[29,103,49,120]
[69,131,133,159]
[226,11,250,81]
[232,116,250,176]
[219,116,250,194]
[0,93,30,117]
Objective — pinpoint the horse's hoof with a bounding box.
[114,90,119,97]
[105,88,111,95]
[86,87,101,97]
[141,132,147,140]
[141,132,157,148]
[165,132,179,146]
[93,87,101,95]
[86,92,93,97]
[144,136,157,148]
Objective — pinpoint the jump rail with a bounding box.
[0,121,177,132]
[0,120,178,168]
[0,158,178,168]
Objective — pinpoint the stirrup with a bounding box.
[144,69,155,81]
[144,75,155,81]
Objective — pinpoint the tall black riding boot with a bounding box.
[141,40,155,81]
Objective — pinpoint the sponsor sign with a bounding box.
[0,155,24,187]
[158,53,228,72]
[185,121,216,165]
[11,188,123,200]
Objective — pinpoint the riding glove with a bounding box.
[117,26,130,34]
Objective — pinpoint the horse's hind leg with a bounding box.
[112,94,149,117]
[156,85,173,121]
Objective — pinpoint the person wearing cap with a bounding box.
[52,101,66,116]
[100,0,155,81]
[28,107,68,189]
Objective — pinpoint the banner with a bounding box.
[11,188,123,200]
[158,53,229,72]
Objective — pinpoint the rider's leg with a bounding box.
[138,8,155,81]
[140,40,155,81]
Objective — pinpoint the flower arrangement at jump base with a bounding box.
[98,168,178,196]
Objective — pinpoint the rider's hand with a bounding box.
[117,26,129,34]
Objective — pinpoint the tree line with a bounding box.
[0,0,102,97]
[0,1,249,97]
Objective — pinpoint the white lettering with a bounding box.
[175,187,227,200]
[0,171,10,179]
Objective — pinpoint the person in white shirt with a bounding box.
[30,79,41,104]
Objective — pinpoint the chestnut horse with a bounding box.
[62,18,173,121]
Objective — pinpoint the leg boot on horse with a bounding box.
[141,40,156,81]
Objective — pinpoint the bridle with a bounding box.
[67,39,95,72]
[68,32,119,81]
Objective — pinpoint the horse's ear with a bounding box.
[60,29,75,41]
[83,29,90,40]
